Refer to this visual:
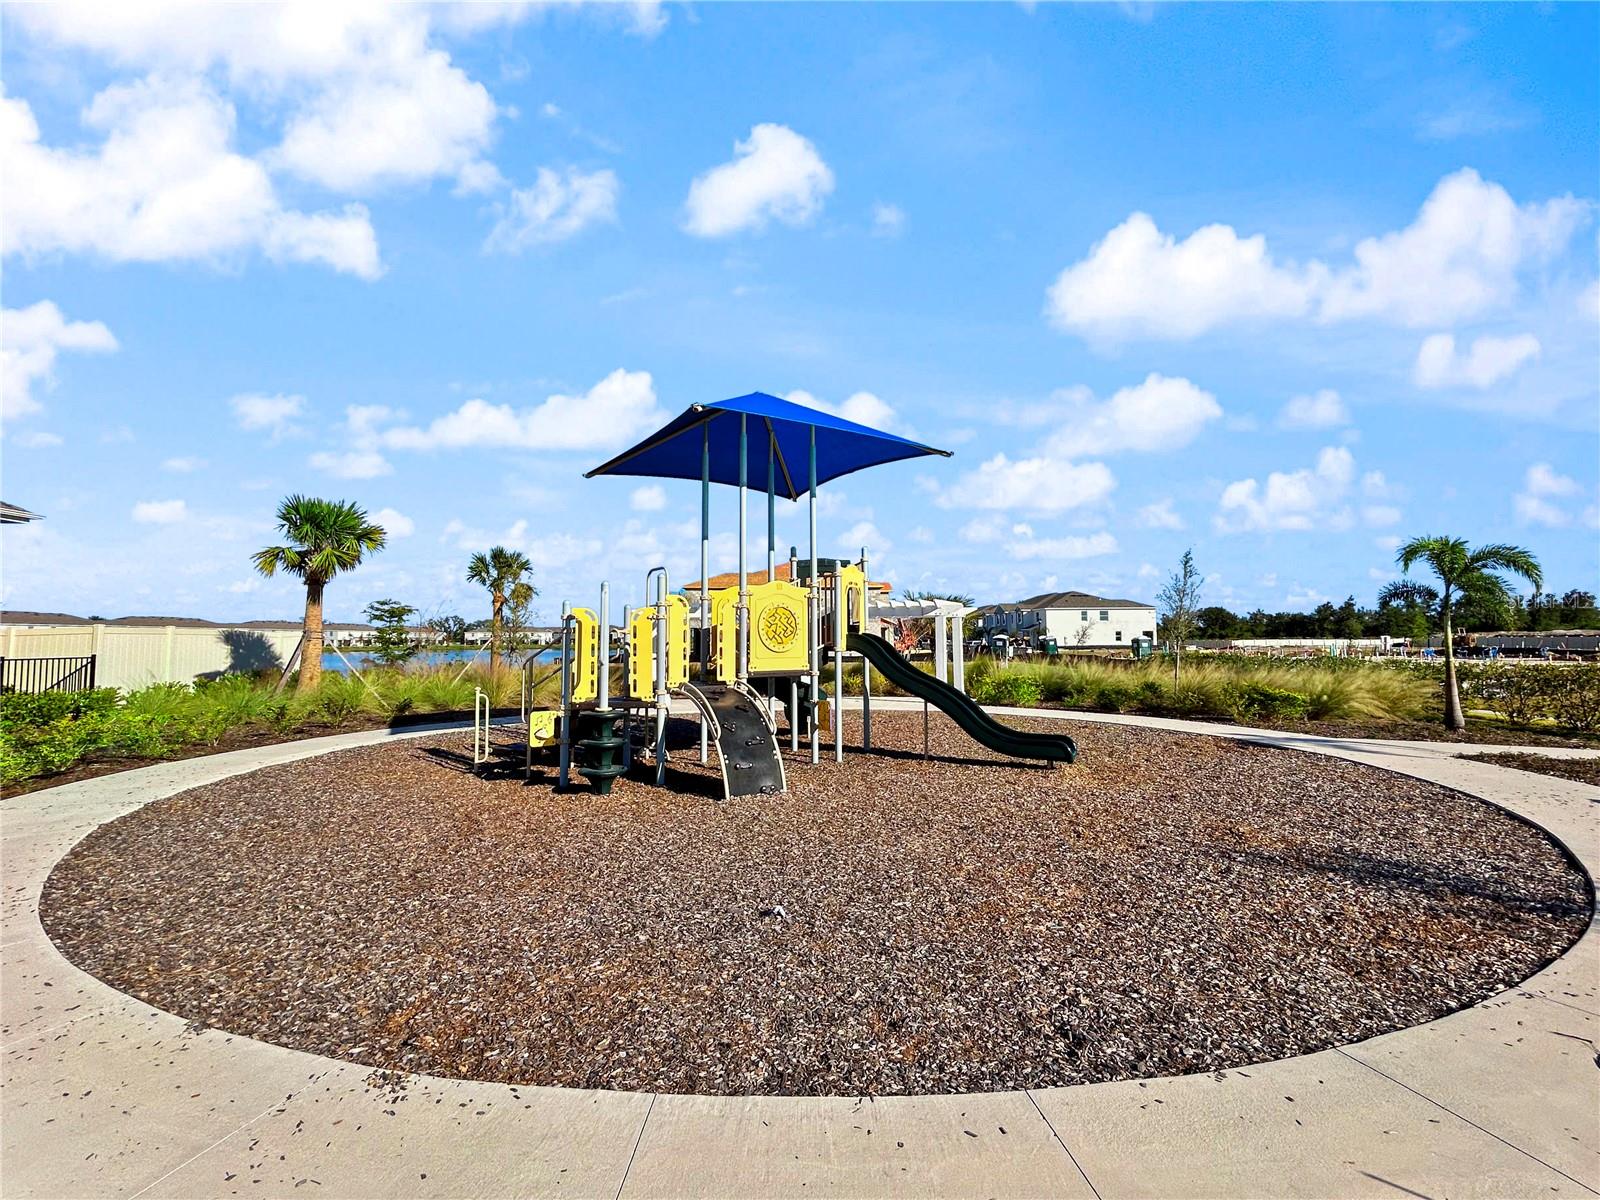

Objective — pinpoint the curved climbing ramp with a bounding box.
[679,682,787,799]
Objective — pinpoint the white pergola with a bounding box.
[873,597,969,691]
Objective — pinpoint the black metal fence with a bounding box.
[0,655,97,694]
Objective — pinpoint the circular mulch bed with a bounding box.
[41,713,1591,1096]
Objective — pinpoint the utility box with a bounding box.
[1131,636,1154,660]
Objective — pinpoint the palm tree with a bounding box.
[1381,536,1541,731]
[253,496,387,691]
[466,546,536,673]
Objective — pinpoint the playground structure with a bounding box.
[472,392,1077,800]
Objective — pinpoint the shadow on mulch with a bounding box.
[1224,844,1593,922]
[2,708,516,800]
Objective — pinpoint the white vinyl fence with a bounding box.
[2,623,303,692]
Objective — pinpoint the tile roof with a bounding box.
[998,591,1155,611]
[684,561,891,592]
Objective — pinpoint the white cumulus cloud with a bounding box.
[1413,332,1541,389]
[839,520,891,555]
[1277,389,1349,430]
[1,300,118,420]
[381,369,662,452]
[938,454,1115,513]
[371,506,414,537]
[132,499,187,523]
[309,448,391,479]
[1214,446,1356,534]
[485,166,619,252]
[1047,169,1589,342]
[871,202,905,238]
[269,51,499,194]
[786,389,901,432]
[2,80,381,278]
[1006,532,1119,561]
[1513,462,1587,528]
[11,4,511,196]
[1135,498,1185,529]
[1046,212,1317,341]
[683,124,834,238]
[1045,374,1222,457]
[231,393,305,441]
[630,485,667,512]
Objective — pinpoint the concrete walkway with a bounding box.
[3,713,1596,1199]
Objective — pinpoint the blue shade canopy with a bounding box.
[584,392,951,499]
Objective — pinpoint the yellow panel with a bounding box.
[838,563,869,631]
[627,597,691,697]
[527,709,560,747]
[747,580,809,673]
[628,607,656,700]
[709,586,739,683]
[665,594,690,688]
[568,607,598,703]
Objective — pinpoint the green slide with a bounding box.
[846,633,1078,764]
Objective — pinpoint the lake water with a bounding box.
[323,648,561,673]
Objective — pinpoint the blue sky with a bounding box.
[3,2,1596,625]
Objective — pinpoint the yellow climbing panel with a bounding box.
[709,586,739,683]
[567,607,598,703]
[627,595,690,699]
[837,562,869,631]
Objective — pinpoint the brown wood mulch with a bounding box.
[40,713,1590,1097]
[1461,752,1600,788]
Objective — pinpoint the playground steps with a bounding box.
[679,682,787,800]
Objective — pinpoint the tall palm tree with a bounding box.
[466,546,536,673]
[253,496,387,691]
[1381,536,1541,731]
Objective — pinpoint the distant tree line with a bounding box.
[1187,587,1596,644]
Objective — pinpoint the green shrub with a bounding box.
[0,688,118,727]
[1549,665,1600,733]
[1090,679,1138,713]
[1223,682,1311,722]
[985,673,1043,707]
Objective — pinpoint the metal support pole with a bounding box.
[621,604,634,772]
[934,608,949,684]
[700,423,710,683]
[860,544,871,751]
[808,427,819,765]
[738,413,749,684]
[767,431,776,580]
[789,677,799,752]
[954,612,966,692]
[558,602,572,791]
[862,658,872,753]
[833,568,844,764]
[923,699,930,759]
[598,581,610,710]
[648,568,670,783]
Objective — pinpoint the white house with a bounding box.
[978,590,1158,651]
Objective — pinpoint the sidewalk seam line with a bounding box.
[613,1091,657,1200]
[127,1098,284,1199]
[1025,1088,1101,1200]
[1333,1048,1599,1195]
